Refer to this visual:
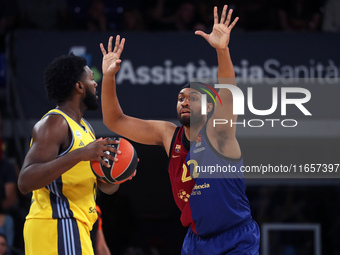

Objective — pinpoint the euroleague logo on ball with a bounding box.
[90,137,138,184]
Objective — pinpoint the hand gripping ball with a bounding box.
[90,137,138,184]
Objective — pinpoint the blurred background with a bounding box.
[0,0,340,254]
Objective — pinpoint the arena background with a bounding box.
[1,1,340,255]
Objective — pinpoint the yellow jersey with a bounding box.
[26,109,98,230]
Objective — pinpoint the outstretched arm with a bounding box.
[195,5,241,158]
[195,5,238,79]
[100,36,176,154]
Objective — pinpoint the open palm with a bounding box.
[100,35,125,76]
[195,5,239,50]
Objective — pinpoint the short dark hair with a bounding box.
[44,53,87,103]
[180,82,219,119]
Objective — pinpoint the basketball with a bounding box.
[90,137,138,184]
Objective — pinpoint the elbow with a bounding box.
[103,114,124,131]
[106,183,120,195]
[18,185,30,195]
[103,118,111,129]
[98,182,120,194]
[103,119,116,132]
[18,177,31,195]
[107,186,119,195]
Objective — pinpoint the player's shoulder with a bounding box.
[156,121,178,154]
[36,112,68,128]
[161,121,178,139]
[32,112,69,138]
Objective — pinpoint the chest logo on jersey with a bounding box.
[175,144,181,153]
[196,135,202,143]
[195,135,202,147]
[75,130,82,139]
[193,135,205,152]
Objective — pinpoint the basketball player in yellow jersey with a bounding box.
[18,54,129,255]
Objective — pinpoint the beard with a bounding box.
[179,115,190,127]
[84,87,99,111]
[178,108,203,127]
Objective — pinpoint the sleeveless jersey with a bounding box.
[26,109,98,230]
[168,126,252,237]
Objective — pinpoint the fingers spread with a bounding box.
[113,35,120,53]
[104,138,119,145]
[115,59,122,67]
[100,157,111,167]
[195,30,208,40]
[117,38,125,55]
[108,36,113,52]
[101,35,125,58]
[225,9,232,26]
[213,6,218,24]
[220,5,228,24]
[100,43,106,55]
[229,16,239,30]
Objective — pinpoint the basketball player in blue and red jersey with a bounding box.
[18,54,133,255]
[100,5,260,254]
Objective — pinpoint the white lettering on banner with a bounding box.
[116,59,340,85]
[206,85,312,116]
[117,60,218,85]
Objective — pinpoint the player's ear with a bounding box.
[207,102,213,113]
[75,81,84,93]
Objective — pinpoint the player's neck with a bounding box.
[184,124,204,142]
[56,104,84,124]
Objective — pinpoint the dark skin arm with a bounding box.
[196,5,241,159]
[96,228,111,255]
[100,36,176,155]
[18,114,120,195]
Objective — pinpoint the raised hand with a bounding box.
[195,5,238,50]
[100,35,125,77]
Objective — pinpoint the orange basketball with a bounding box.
[90,137,138,184]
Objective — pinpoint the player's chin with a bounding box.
[179,115,190,127]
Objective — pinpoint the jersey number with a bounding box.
[181,160,199,183]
